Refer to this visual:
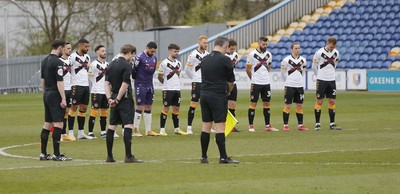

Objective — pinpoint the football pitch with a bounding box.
[0,90,399,193]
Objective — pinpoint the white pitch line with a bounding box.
[1,143,400,170]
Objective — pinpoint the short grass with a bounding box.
[0,90,399,194]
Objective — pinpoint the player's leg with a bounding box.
[48,92,72,161]
[120,98,143,163]
[283,86,292,131]
[315,80,325,130]
[262,85,278,132]
[327,81,341,130]
[171,91,185,135]
[68,85,78,138]
[133,85,145,137]
[248,84,258,132]
[60,90,71,141]
[100,108,108,138]
[106,108,118,162]
[159,91,169,135]
[294,87,308,131]
[200,93,212,163]
[144,88,159,136]
[187,82,200,133]
[88,93,99,138]
[40,96,52,160]
[228,84,239,132]
[77,86,92,139]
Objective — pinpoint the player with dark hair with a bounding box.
[39,39,72,161]
[281,42,308,131]
[185,35,209,134]
[312,36,342,131]
[68,38,94,139]
[225,39,240,132]
[246,37,279,132]
[104,44,143,163]
[132,41,160,136]
[157,43,187,136]
[87,45,109,138]
[199,36,238,164]
[59,42,75,141]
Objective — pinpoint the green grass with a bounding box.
[0,90,399,194]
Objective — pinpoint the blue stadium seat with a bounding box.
[345,61,355,69]
[377,41,388,48]
[302,48,312,55]
[314,35,324,42]
[326,28,335,35]
[391,33,399,41]
[368,40,378,48]
[391,4,400,12]
[355,34,364,41]
[347,47,356,54]
[386,26,396,34]
[348,6,357,14]
[302,28,310,35]
[269,48,279,55]
[343,40,352,47]
[364,61,373,69]
[364,20,374,28]
[352,40,361,47]
[342,27,352,35]
[278,48,286,55]
[304,35,313,42]
[382,34,392,40]
[315,21,324,29]
[346,34,356,41]
[355,47,364,54]
[374,19,383,27]
[310,28,319,36]
[317,40,325,48]
[369,54,378,62]
[301,41,308,48]
[336,13,344,21]
[296,34,305,42]
[378,53,387,61]
[331,21,340,28]
[386,13,395,20]
[357,20,365,27]
[364,46,374,54]
[374,5,383,13]
[382,20,391,27]
[364,34,374,41]
[390,19,399,26]
[369,12,379,20]
[342,54,351,62]
[377,27,387,34]
[381,61,391,69]
[353,14,361,21]
[359,54,369,62]
[344,12,353,21]
[236,57,247,69]
[292,30,302,36]
[308,42,317,49]
[375,47,383,55]
[373,34,382,40]
[335,28,344,36]
[353,61,363,69]
[387,40,396,47]
[360,40,369,47]
[378,12,387,20]
[356,6,365,14]
[382,46,392,54]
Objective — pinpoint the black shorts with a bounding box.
[162,90,181,107]
[200,92,227,123]
[65,90,72,108]
[71,85,90,105]
[190,82,201,102]
[284,86,305,104]
[91,93,109,109]
[227,84,238,101]
[109,97,134,125]
[316,80,336,99]
[43,91,65,123]
[250,84,271,102]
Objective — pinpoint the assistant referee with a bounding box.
[104,44,143,163]
[199,36,239,164]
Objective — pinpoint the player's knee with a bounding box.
[328,103,336,109]
[90,109,99,117]
[78,110,86,117]
[283,106,290,113]
[190,101,197,108]
[296,107,303,114]
[69,109,76,117]
[263,102,270,109]
[314,102,322,110]
[100,109,108,117]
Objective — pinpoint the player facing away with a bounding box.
[185,35,209,134]
[246,36,279,132]
[312,36,342,131]
[225,39,240,132]
[68,38,94,139]
[132,41,159,137]
[40,39,72,161]
[280,42,309,131]
[59,42,76,141]
[157,44,187,136]
[104,44,143,163]
[87,45,109,138]
[246,37,279,132]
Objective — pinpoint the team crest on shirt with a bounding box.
[57,68,63,76]
[164,102,168,105]
[192,94,196,98]
[73,100,77,104]
[251,95,254,100]
[317,94,320,98]
[94,103,98,108]
[137,98,141,103]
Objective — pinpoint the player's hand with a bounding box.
[108,99,116,107]
[60,99,67,108]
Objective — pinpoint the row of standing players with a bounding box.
[39,35,342,162]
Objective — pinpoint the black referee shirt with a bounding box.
[105,57,132,95]
[201,51,235,95]
[41,54,64,91]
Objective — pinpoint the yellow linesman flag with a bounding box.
[225,110,238,137]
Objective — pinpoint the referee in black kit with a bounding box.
[104,44,143,163]
[199,36,239,164]
[40,39,72,161]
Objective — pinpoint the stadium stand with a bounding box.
[237,0,400,70]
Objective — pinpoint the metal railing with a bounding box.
[178,0,330,64]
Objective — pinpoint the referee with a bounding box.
[199,36,239,164]
[104,44,143,163]
[40,39,72,161]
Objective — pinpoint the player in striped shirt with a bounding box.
[246,36,279,132]
[281,42,308,131]
[157,43,187,136]
[184,35,209,134]
[225,39,240,132]
[312,36,342,131]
